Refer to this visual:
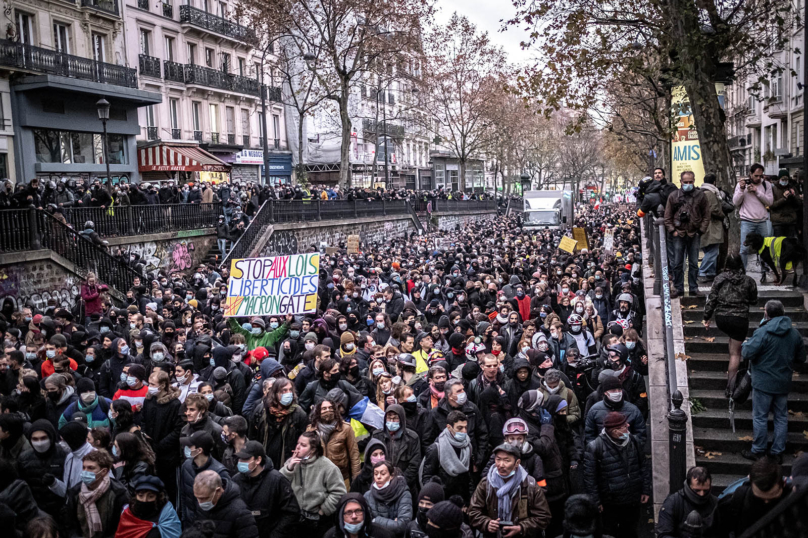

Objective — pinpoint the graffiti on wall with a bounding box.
[117,239,203,275]
[0,265,79,311]
[264,231,299,256]
[170,241,195,273]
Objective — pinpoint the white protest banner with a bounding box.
[223,253,320,317]
[604,228,614,253]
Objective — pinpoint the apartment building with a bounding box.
[725,12,804,178]
[302,62,433,188]
[127,0,291,184]
[2,0,161,184]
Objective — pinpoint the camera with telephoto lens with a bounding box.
[674,209,690,228]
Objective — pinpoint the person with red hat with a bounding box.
[583,411,650,538]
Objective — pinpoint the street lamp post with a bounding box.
[96,98,112,195]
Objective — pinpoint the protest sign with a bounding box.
[347,235,360,254]
[223,253,320,317]
[604,228,615,252]
[558,236,577,253]
[572,227,589,251]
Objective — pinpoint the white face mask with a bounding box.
[607,391,623,402]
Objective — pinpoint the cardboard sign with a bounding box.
[604,229,615,253]
[324,247,338,255]
[572,227,589,252]
[223,253,320,317]
[347,235,360,254]
[558,236,578,253]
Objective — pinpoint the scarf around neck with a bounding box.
[371,475,407,505]
[437,427,471,476]
[79,474,111,533]
[487,463,528,521]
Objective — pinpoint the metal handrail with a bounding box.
[220,200,270,269]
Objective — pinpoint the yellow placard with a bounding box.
[346,235,360,254]
[572,227,589,251]
[558,236,578,253]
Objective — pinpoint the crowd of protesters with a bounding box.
[0,187,801,538]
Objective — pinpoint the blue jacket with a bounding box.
[742,316,806,394]
[58,396,112,429]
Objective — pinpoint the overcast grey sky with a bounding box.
[434,0,535,65]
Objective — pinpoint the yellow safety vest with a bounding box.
[758,236,792,270]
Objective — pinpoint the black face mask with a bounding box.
[131,500,160,520]
[417,507,429,530]
[425,526,462,538]
[350,366,360,378]
[47,391,62,402]
[401,401,417,414]
[433,381,446,392]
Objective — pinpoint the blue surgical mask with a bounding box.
[85,355,95,363]
[198,501,214,512]
[237,461,252,474]
[280,393,294,406]
[367,319,374,326]
[270,322,279,329]
[100,326,110,334]
[152,352,164,362]
[251,327,262,335]
[406,394,417,403]
[126,376,138,387]
[120,345,130,356]
[80,470,98,485]
[454,431,467,442]
[209,357,215,366]
[619,432,630,441]
[120,373,128,382]
[290,331,300,338]
[184,446,193,459]
[112,445,119,458]
[386,421,401,432]
[625,341,636,350]
[682,183,694,192]
[344,522,363,534]
[46,350,56,359]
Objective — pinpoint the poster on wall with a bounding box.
[670,84,725,187]
[223,253,320,317]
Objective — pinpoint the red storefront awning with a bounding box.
[138,144,231,172]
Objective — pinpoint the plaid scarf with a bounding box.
[79,474,111,533]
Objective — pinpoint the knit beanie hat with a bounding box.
[340,332,355,345]
[448,333,465,349]
[603,411,628,430]
[601,376,623,393]
[303,332,318,343]
[60,421,89,451]
[127,364,146,381]
[518,389,544,411]
[426,499,464,530]
[76,377,96,395]
[418,478,445,505]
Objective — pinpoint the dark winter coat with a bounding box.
[656,486,718,538]
[324,493,395,538]
[0,479,43,531]
[179,456,232,525]
[423,398,489,466]
[583,432,650,507]
[584,397,646,447]
[299,378,362,414]
[743,315,806,395]
[704,270,757,321]
[232,460,300,538]
[17,419,67,516]
[141,386,184,470]
[248,403,308,469]
[197,478,260,538]
[422,441,473,503]
[63,478,129,538]
[371,404,422,491]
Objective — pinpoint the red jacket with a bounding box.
[514,295,531,322]
[81,283,104,315]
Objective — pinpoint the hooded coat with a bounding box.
[0,478,42,531]
[703,269,757,321]
[232,456,300,538]
[350,438,388,496]
[17,419,67,516]
[180,454,232,525]
[323,492,395,538]
[371,404,422,491]
[278,453,347,516]
[364,476,413,538]
[743,315,807,394]
[142,385,184,471]
[98,337,140,398]
[197,478,260,538]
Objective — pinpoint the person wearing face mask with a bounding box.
[372,405,422,493]
[508,285,531,324]
[113,364,149,418]
[664,170,711,298]
[232,440,300,538]
[306,396,361,486]
[583,412,650,538]
[115,476,182,538]
[192,470,259,538]
[422,411,472,505]
[228,315,290,352]
[584,375,646,446]
[44,372,77,430]
[98,337,140,399]
[468,443,551,538]
[179,431,232,526]
[58,378,112,430]
[325,492,393,538]
[248,378,308,469]
[49,420,96,497]
[537,369,581,428]
[656,466,717,538]
[140,369,183,503]
[62,449,130,538]
[697,173,729,285]
[341,331,358,359]
[0,413,30,468]
[769,169,802,240]
[17,419,67,516]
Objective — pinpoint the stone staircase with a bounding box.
[681,290,808,491]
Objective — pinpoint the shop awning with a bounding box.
[138,144,231,172]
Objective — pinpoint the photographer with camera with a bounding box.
[733,163,774,271]
[664,171,711,298]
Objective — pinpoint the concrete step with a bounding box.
[694,452,794,478]
[686,354,735,372]
[689,389,808,412]
[691,407,808,433]
[684,335,808,353]
[692,427,808,453]
[683,321,808,337]
[681,306,808,322]
[680,291,804,308]
[688,371,808,392]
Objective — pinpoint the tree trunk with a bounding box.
[297,112,307,185]
[338,82,352,188]
[459,160,466,192]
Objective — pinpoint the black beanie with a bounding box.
[60,421,88,451]
[418,478,445,505]
[461,361,480,381]
[76,377,95,395]
[562,494,600,535]
[601,376,623,393]
[426,500,463,530]
[448,333,465,349]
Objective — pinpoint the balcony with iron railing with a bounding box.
[264,85,282,101]
[0,39,137,88]
[164,60,185,83]
[171,128,181,140]
[194,130,203,142]
[179,5,254,43]
[183,63,260,96]
[139,54,161,78]
[162,1,173,18]
[227,133,236,145]
[147,126,158,140]
[211,132,219,144]
[81,0,120,17]
[243,135,250,147]
[137,0,148,8]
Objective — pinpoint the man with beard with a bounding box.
[115,476,181,538]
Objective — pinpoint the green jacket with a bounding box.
[229,318,289,351]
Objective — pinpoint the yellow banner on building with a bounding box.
[671,84,725,187]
